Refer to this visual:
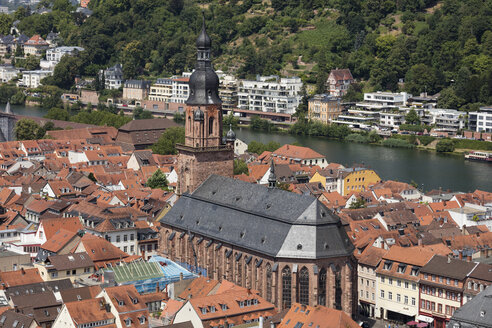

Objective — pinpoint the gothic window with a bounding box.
[236,254,242,285]
[282,266,292,309]
[188,116,191,132]
[266,263,273,303]
[298,267,309,305]
[334,266,342,310]
[209,117,214,135]
[318,268,327,306]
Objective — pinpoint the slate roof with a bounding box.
[47,252,94,271]
[160,175,354,259]
[449,284,492,327]
[420,255,478,280]
[5,279,73,298]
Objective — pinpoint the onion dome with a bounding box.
[226,124,236,142]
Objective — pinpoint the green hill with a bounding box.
[10,0,492,109]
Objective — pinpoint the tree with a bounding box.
[223,112,239,129]
[0,14,13,35]
[405,64,436,95]
[437,88,465,109]
[146,169,169,190]
[14,119,41,140]
[247,141,281,155]
[436,139,455,152]
[133,107,153,119]
[44,55,84,90]
[349,197,366,209]
[151,126,185,155]
[405,109,421,125]
[44,107,69,121]
[121,40,145,79]
[233,159,248,175]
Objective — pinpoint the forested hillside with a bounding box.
[6,0,492,109]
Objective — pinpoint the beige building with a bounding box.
[375,246,436,323]
[123,80,151,101]
[219,75,237,111]
[308,94,342,124]
[357,246,387,318]
[35,252,94,282]
[149,78,172,102]
[24,35,49,56]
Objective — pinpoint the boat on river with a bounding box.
[465,151,492,162]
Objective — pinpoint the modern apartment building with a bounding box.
[468,106,492,133]
[21,70,53,88]
[219,74,237,111]
[357,92,411,109]
[237,75,303,114]
[421,108,466,132]
[308,94,342,124]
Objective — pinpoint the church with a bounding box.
[158,17,357,317]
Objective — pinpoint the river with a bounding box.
[234,128,492,193]
[4,104,491,192]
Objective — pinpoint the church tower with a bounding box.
[176,15,235,195]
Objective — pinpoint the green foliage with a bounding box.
[405,109,421,125]
[44,107,69,121]
[418,135,436,146]
[250,116,276,132]
[247,141,281,155]
[133,107,153,120]
[345,133,369,143]
[10,91,26,105]
[70,110,131,128]
[349,197,366,209]
[151,126,185,155]
[453,139,492,151]
[223,113,239,129]
[173,112,184,124]
[381,138,415,149]
[289,121,352,140]
[343,83,364,102]
[43,54,85,90]
[14,119,42,140]
[146,169,169,190]
[0,85,19,103]
[436,139,456,152]
[14,56,40,71]
[399,124,433,133]
[233,159,248,175]
[0,14,13,35]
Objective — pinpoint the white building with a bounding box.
[468,107,492,133]
[0,65,20,82]
[41,46,84,69]
[102,63,123,90]
[379,112,405,129]
[422,108,466,132]
[21,70,53,88]
[148,76,189,103]
[447,204,492,231]
[237,75,303,114]
[357,92,411,110]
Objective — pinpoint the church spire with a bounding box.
[186,12,221,106]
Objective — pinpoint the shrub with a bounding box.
[436,139,455,152]
[381,138,415,149]
[345,133,369,143]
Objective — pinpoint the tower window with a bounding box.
[209,117,214,135]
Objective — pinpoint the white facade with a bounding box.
[447,205,492,230]
[468,107,492,133]
[379,112,405,129]
[234,138,248,156]
[41,46,84,69]
[357,92,411,109]
[0,65,20,82]
[423,108,466,132]
[148,77,189,103]
[237,75,303,114]
[173,301,204,328]
[21,70,53,88]
[52,305,77,328]
[68,151,89,164]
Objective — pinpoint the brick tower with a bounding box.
[176,15,234,195]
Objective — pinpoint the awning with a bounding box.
[417,315,434,323]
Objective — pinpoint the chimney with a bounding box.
[447,256,451,263]
[466,255,472,262]
[105,304,111,313]
[247,288,252,295]
[417,236,422,246]
[459,250,463,260]
[179,272,183,280]
[155,282,159,293]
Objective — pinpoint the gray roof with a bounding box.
[160,175,354,259]
[449,284,492,327]
[420,255,477,280]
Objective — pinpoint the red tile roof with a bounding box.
[279,303,358,328]
[0,268,43,287]
[272,144,324,160]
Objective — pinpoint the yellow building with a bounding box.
[149,78,173,102]
[338,168,381,196]
[308,94,342,124]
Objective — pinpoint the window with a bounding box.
[66,270,71,276]
[221,304,228,311]
[201,307,207,314]
[372,293,375,301]
[72,269,76,275]
[389,278,393,285]
[438,304,442,313]
[381,290,385,298]
[388,292,392,300]
[210,306,216,313]
[282,266,292,309]
[421,300,425,308]
[123,234,128,242]
[405,282,409,289]
[404,296,408,304]
[124,246,128,253]
[397,280,401,287]
[412,283,417,290]
[432,275,435,281]
[318,267,326,306]
[139,317,145,324]
[266,264,273,303]
[412,297,415,306]
[454,279,458,286]
[397,294,401,302]
[130,234,134,241]
[381,276,385,283]
[51,272,58,278]
[424,273,428,279]
[116,235,121,242]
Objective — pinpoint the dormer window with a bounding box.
[139,317,145,324]
[125,318,131,327]
[118,300,125,306]
[383,261,392,270]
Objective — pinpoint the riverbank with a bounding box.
[234,128,492,192]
